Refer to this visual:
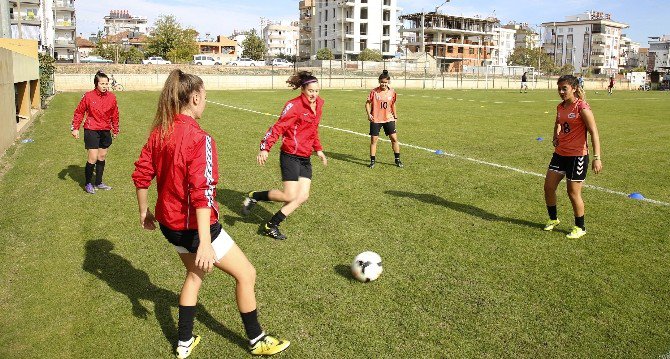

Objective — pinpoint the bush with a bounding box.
[38,53,55,103]
[316,48,334,60]
[359,48,382,62]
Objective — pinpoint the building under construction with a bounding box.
[400,12,499,72]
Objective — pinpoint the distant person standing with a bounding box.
[520,72,529,93]
[71,70,119,194]
[578,75,585,90]
[365,70,402,169]
[607,76,615,95]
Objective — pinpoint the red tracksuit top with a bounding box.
[71,89,120,135]
[132,114,219,231]
[260,93,324,158]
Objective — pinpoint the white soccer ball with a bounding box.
[351,251,383,282]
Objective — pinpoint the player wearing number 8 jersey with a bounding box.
[365,70,402,168]
[543,75,602,239]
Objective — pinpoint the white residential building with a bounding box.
[231,31,248,58]
[619,35,640,70]
[648,35,670,71]
[7,0,77,62]
[263,21,299,57]
[298,0,315,60]
[541,11,628,75]
[493,27,516,66]
[313,0,402,60]
[104,10,149,36]
[502,22,540,49]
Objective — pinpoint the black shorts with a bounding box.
[280,151,312,181]
[548,153,589,181]
[370,121,397,137]
[84,129,113,149]
[159,222,222,254]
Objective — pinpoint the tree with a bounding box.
[507,47,557,75]
[242,30,267,61]
[559,63,575,75]
[316,48,334,60]
[145,15,198,63]
[92,38,145,64]
[359,48,382,62]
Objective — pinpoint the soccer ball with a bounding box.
[351,251,383,282]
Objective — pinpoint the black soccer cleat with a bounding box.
[264,223,287,240]
[395,159,404,168]
[367,161,375,169]
[242,192,257,216]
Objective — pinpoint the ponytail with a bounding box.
[287,71,318,90]
[152,69,204,140]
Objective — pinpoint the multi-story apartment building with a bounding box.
[263,21,299,57]
[619,35,640,70]
[103,10,149,36]
[313,0,402,60]
[6,0,77,62]
[298,0,315,60]
[492,27,516,66]
[648,35,670,71]
[541,11,628,75]
[502,22,540,49]
[399,12,499,72]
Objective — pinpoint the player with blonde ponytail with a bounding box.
[133,69,290,358]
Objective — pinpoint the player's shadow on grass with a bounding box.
[215,188,274,229]
[385,191,542,230]
[325,151,374,167]
[83,239,247,350]
[58,165,86,189]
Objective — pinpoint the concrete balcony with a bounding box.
[55,1,75,11]
[54,40,76,48]
[55,21,76,30]
[11,15,41,26]
[9,0,40,4]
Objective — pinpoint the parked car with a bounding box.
[226,57,265,67]
[80,56,113,64]
[142,56,172,65]
[269,58,293,67]
[192,55,222,66]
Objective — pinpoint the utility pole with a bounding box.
[17,0,23,39]
[339,0,345,69]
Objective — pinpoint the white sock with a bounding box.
[250,331,266,346]
[178,336,194,347]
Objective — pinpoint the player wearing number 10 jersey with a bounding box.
[365,70,402,168]
[543,75,602,239]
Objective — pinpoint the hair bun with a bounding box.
[382,70,389,75]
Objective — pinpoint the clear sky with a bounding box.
[75,0,667,45]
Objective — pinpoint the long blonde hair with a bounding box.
[557,74,585,101]
[152,69,204,139]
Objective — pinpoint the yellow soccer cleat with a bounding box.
[566,226,587,239]
[543,219,560,231]
[176,335,201,359]
[250,335,290,356]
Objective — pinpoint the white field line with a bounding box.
[207,100,669,206]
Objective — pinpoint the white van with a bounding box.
[193,55,222,66]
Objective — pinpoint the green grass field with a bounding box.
[1,88,669,358]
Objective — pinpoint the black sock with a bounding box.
[268,210,286,227]
[240,309,264,343]
[370,155,376,162]
[575,216,585,231]
[252,191,270,202]
[95,160,106,186]
[178,305,196,342]
[547,206,557,220]
[394,153,400,160]
[85,162,95,185]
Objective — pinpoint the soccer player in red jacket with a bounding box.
[543,75,602,239]
[242,71,328,240]
[132,69,290,358]
[71,71,119,194]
